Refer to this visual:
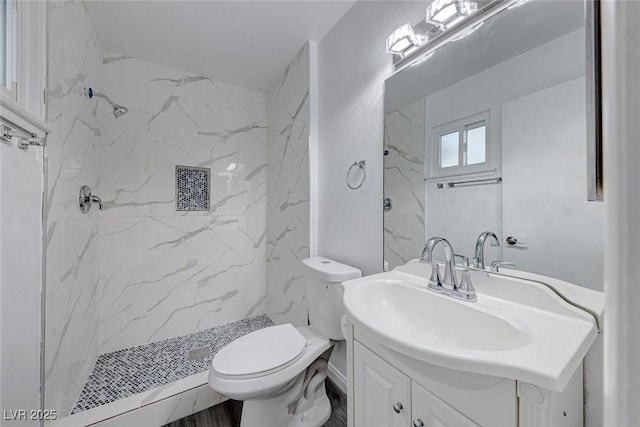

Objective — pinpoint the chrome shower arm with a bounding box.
[91,91,117,108]
[86,87,128,118]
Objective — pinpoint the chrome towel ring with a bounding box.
[346,160,367,190]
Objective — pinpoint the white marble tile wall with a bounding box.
[97,51,268,353]
[265,45,311,326]
[45,0,103,416]
[46,8,304,416]
[383,99,425,270]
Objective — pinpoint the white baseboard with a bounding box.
[327,362,347,395]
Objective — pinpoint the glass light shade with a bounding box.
[426,0,478,29]
[386,23,424,56]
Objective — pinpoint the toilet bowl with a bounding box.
[208,257,361,427]
[209,324,333,426]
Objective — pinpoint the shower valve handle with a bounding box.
[91,195,103,210]
[79,185,103,214]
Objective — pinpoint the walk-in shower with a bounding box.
[86,87,128,118]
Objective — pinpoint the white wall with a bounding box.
[316,1,426,384]
[0,120,45,427]
[97,51,267,353]
[602,2,640,426]
[502,77,603,291]
[265,45,311,327]
[317,1,427,276]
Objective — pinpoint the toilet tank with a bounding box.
[302,257,361,340]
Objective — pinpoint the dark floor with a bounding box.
[324,379,348,427]
[164,379,347,427]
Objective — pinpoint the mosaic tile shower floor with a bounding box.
[72,314,275,413]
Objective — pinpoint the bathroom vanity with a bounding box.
[342,261,603,427]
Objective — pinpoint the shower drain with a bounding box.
[187,346,211,361]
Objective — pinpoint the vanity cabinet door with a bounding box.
[411,381,480,427]
[353,341,411,427]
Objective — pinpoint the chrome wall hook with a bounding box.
[79,185,103,214]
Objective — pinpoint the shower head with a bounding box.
[86,87,128,119]
[113,104,128,118]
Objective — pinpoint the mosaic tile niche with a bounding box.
[176,165,211,211]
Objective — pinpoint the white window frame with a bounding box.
[0,0,47,122]
[427,110,492,178]
[1,0,19,100]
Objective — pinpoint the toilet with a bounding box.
[208,257,361,427]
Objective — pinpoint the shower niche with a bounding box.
[175,165,211,211]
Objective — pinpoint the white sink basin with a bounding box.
[360,279,530,352]
[343,260,600,392]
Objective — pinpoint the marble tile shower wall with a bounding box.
[97,50,268,353]
[45,1,103,416]
[265,45,311,326]
[383,99,426,270]
[45,6,305,415]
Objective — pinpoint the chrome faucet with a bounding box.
[474,231,500,270]
[419,237,477,301]
[421,237,458,290]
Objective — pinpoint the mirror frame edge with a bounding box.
[586,0,604,201]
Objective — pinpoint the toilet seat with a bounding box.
[208,325,332,402]
[211,324,308,380]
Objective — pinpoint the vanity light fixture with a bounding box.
[425,0,478,30]
[388,0,505,67]
[385,23,426,57]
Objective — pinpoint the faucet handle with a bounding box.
[457,269,477,301]
[454,253,470,267]
[490,261,515,272]
[427,262,441,288]
[91,195,103,210]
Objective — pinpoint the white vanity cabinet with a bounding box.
[353,341,479,427]
[342,261,600,427]
[347,322,585,427]
[411,381,479,427]
[353,341,410,427]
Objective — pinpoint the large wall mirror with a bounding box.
[383,0,603,290]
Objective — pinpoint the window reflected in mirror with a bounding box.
[383,0,603,292]
[465,122,486,165]
[439,131,459,168]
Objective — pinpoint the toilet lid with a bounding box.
[211,324,307,379]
